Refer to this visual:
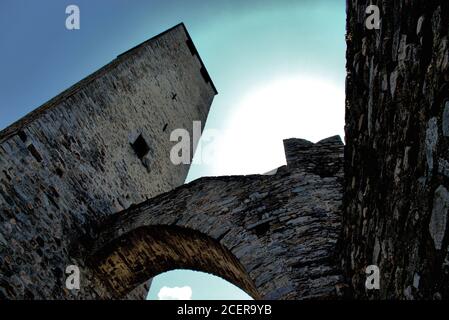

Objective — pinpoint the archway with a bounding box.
[84,138,344,300]
[148,269,253,300]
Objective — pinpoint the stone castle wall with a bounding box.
[343,0,449,299]
[4,0,449,300]
[84,137,345,300]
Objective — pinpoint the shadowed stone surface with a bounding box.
[87,225,261,299]
[343,0,449,299]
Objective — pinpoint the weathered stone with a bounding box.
[390,70,399,98]
[426,118,439,174]
[4,0,449,301]
[443,101,449,137]
[430,186,449,250]
[0,233,7,247]
[343,0,449,299]
[0,23,216,299]
[416,16,425,36]
[87,137,344,299]
[413,273,420,289]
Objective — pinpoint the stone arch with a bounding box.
[84,137,345,300]
[88,225,260,299]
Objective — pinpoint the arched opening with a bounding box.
[87,225,260,299]
[147,270,253,300]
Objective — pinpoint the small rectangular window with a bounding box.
[186,39,197,56]
[131,134,150,159]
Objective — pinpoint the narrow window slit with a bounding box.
[186,39,197,56]
[200,66,212,85]
[27,144,43,163]
[18,130,27,142]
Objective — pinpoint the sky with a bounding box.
[0,0,346,299]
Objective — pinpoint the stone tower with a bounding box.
[0,23,217,299]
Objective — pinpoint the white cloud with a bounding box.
[157,286,192,300]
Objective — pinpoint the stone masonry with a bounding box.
[0,22,344,300]
[0,23,217,299]
[3,0,449,300]
[81,136,345,300]
[343,0,449,299]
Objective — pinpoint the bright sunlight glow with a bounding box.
[208,76,345,176]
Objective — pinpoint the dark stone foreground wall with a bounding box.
[344,0,449,299]
[0,24,216,299]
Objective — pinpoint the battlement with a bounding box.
[283,135,344,177]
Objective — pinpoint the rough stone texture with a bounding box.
[0,23,216,299]
[430,186,449,251]
[7,0,449,300]
[0,22,344,301]
[81,137,345,300]
[343,0,449,299]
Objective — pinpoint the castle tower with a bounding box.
[0,23,217,299]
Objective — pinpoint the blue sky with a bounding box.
[0,0,346,299]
